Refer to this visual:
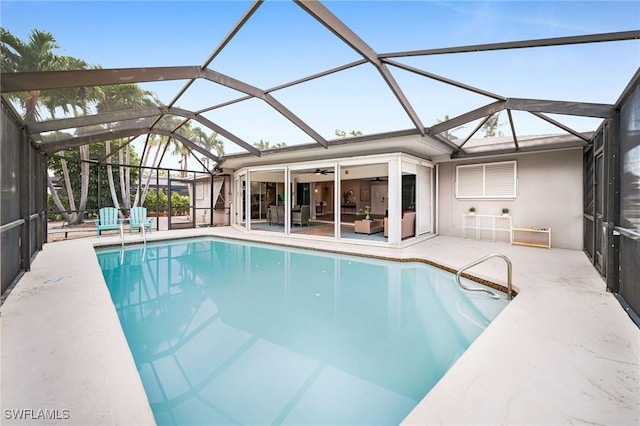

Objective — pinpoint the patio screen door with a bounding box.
[168,178,195,230]
[594,153,606,275]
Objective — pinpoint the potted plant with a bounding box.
[364,206,371,220]
[502,207,510,217]
[468,207,476,215]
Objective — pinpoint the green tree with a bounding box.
[173,120,226,174]
[194,128,224,170]
[2,28,215,222]
[253,139,287,150]
[37,57,102,223]
[1,28,74,222]
[170,192,190,216]
[335,129,363,138]
[436,114,466,140]
[154,115,191,177]
[143,189,168,213]
[41,57,101,118]
[0,28,62,121]
[136,134,167,208]
[47,193,68,221]
[481,114,504,137]
[173,120,197,175]
[48,142,140,213]
[96,83,159,212]
[253,139,271,150]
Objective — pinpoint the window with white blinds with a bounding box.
[456,161,517,198]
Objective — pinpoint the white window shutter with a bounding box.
[457,165,484,197]
[485,162,516,197]
[456,161,516,199]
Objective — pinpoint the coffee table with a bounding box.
[354,219,384,234]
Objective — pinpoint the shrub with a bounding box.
[143,189,168,212]
[171,193,191,216]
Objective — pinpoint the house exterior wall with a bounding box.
[437,149,583,250]
[193,179,212,225]
[193,176,230,226]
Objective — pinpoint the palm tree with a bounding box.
[38,62,101,223]
[56,57,101,117]
[194,128,224,171]
[253,139,271,150]
[42,61,100,224]
[96,83,158,212]
[0,28,61,121]
[97,83,158,112]
[436,115,466,140]
[1,28,78,223]
[40,91,78,222]
[136,133,167,208]
[334,129,363,138]
[59,59,103,222]
[170,120,197,177]
[40,88,72,119]
[196,128,224,157]
[1,28,160,224]
[481,113,504,137]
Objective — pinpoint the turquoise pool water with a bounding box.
[96,238,508,426]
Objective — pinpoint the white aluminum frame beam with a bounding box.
[380,30,640,58]
[429,98,614,136]
[295,0,425,135]
[3,66,328,148]
[38,127,220,163]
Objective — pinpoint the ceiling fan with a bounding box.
[369,176,388,182]
[312,168,335,175]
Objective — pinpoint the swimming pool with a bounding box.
[96,237,508,425]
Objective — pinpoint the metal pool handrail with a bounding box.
[119,219,147,264]
[455,253,513,300]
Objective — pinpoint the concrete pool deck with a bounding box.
[1,226,638,425]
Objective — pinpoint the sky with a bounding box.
[2,0,639,165]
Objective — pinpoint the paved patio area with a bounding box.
[1,226,638,425]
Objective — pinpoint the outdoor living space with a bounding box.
[2,226,638,425]
[1,1,639,425]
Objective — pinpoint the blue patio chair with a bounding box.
[129,207,154,234]
[94,207,122,236]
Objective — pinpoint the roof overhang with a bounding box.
[218,129,589,171]
[217,130,451,171]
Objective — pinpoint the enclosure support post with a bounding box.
[19,130,31,271]
[209,174,214,226]
[35,151,45,250]
[606,116,621,293]
[96,163,101,211]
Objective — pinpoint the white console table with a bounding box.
[511,227,552,249]
[462,214,512,243]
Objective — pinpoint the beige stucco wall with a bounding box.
[194,176,231,226]
[437,148,583,250]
